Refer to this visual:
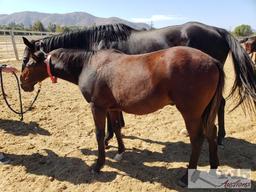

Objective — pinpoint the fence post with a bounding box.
[10,30,19,60]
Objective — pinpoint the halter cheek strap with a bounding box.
[45,55,57,83]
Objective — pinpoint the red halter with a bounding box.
[44,55,57,83]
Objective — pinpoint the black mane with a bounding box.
[39,23,136,52]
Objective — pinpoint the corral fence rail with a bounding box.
[0,29,58,62]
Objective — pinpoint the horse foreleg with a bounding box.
[217,97,226,146]
[179,118,204,187]
[90,103,106,173]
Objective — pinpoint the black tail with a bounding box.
[202,61,225,138]
[217,28,256,113]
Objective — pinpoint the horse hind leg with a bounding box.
[179,117,204,187]
[207,124,219,169]
[217,97,226,147]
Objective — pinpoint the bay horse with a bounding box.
[21,22,256,147]
[20,46,224,186]
[244,36,256,63]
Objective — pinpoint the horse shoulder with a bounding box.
[78,51,121,103]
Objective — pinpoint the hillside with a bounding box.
[0,11,150,30]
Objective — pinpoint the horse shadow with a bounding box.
[122,135,256,171]
[3,134,255,190]
[5,149,116,185]
[81,135,256,190]
[0,119,50,136]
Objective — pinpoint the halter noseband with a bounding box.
[44,55,57,83]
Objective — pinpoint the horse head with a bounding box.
[244,38,256,54]
[21,37,43,70]
[20,46,48,92]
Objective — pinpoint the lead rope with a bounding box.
[0,69,41,121]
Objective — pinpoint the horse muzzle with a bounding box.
[20,83,35,92]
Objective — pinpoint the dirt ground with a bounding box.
[0,56,255,192]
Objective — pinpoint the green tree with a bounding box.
[32,20,45,31]
[233,24,253,37]
[62,26,70,32]
[1,22,25,30]
[55,25,64,33]
[55,25,71,33]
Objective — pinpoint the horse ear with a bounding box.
[39,40,44,49]
[22,37,34,50]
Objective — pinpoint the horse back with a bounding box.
[89,47,220,115]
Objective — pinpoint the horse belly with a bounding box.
[121,93,172,115]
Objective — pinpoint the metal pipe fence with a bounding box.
[0,29,58,62]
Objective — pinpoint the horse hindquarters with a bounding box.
[202,61,224,169]
[178,59,225,186]
[184,59,224,168]
[201,61,225,139]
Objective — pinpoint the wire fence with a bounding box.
[0,29,58,62]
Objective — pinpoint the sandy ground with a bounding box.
[0,56,255,192]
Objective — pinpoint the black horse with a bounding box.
[22,22,256,147]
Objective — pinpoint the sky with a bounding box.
[0,0,255,30]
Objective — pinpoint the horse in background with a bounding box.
[244,36,256,63]
[20,46,225,186]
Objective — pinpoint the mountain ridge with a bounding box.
[0,11,150,30]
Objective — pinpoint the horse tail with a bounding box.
[202,61,225,137]
[217,28,256,113]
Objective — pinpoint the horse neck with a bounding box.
[40,24,135,53]
[50,49,89,84]
[42,31,88,52]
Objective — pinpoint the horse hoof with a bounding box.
[90,164,101,174]
[90,168,96,174]
[114,152,124,161]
